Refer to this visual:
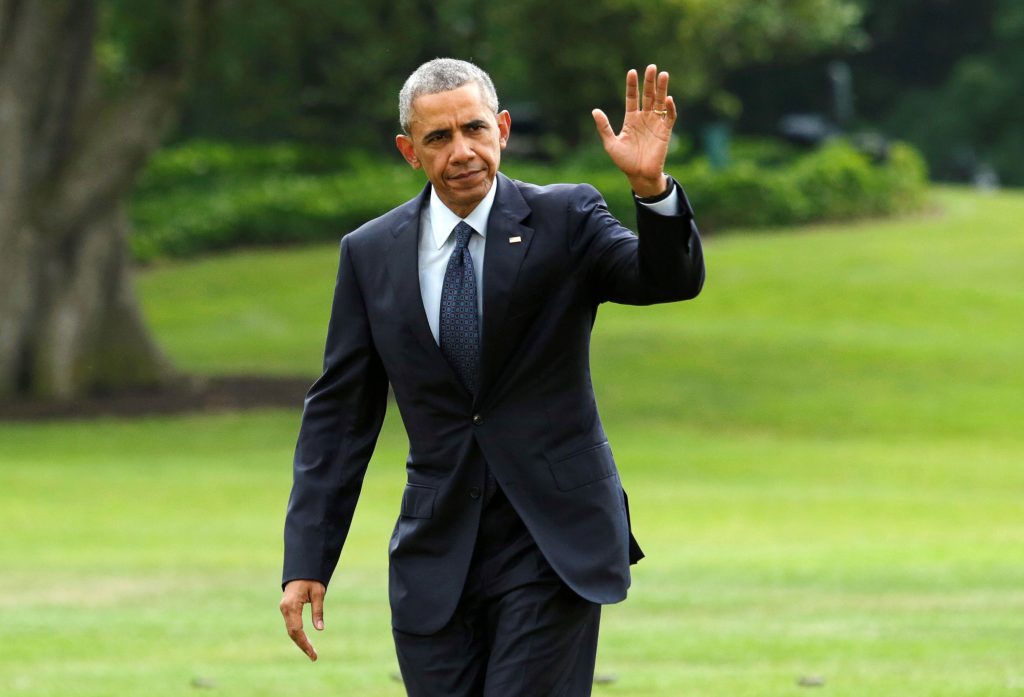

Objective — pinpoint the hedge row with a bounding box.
[685,141,928,228]
[131,166,424,262]
[130,139,928,262]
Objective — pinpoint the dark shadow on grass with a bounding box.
[0,375,313,421]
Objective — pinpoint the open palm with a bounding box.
[592,65,676,198]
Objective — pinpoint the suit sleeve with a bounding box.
[282,234,389,589]
[570,175,705,305]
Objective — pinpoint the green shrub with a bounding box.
[679,140,928,230]
[132,165,425,262]
[719,137,801,168]
[130,138,928,262]
[682,159,810,228]
[874,142,930,213]
[136,140,365,192]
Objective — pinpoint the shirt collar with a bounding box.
[428,176,498,249]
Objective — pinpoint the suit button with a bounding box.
[472,414,484,426]
[469,487,482,500]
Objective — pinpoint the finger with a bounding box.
[655,71,670,110]
[281,599,318,661]
[665,95,678,127]
[624,69,639,113]
[592,109,615,146]
[311,588,325,631]
[642,64,657,111]
[288,624,318,662]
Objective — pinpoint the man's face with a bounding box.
[396,83,510,218]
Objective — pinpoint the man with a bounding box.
[280,58,704,696]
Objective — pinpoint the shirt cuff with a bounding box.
[636,185,680,216]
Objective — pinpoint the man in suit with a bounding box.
[280,58,704,696]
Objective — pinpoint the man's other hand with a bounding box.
[592,64,676,198]
[280,579,326,661]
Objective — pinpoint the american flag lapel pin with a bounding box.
[509,235,522,244]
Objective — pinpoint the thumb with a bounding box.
[591,109,615,145]
[311,587,325,631]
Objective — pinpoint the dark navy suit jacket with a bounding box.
[283,172,705,635]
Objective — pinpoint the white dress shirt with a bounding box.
[418,178,496,344]
[418,177,680,345]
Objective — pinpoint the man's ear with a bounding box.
[395,134,421,169]
[497,110,511,150]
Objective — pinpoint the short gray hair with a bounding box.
[398,58,499,134]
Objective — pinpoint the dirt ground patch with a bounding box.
[0,375,313,421]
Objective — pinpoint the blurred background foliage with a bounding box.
[728,0,1023,183]
[86,0,1020,257]
[131,139,926,261]
[149,0,865,148]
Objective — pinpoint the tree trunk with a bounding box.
[0,0,211,400]
[0,203,174,399]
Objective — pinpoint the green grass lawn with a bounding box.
[2,187,1022,696]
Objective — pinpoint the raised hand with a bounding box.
[592,64,676,198]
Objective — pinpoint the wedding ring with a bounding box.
[652,109,668,116]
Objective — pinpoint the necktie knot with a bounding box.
[453,221,474,251]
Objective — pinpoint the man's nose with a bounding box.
[450,133,474,162]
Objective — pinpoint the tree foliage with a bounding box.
[173,0,863,148]
[722,0,1018,183]
[881,0,1024,183]
[616,0,864,118]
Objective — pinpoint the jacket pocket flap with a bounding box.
[401,484,436,518]
[549,441,616,491]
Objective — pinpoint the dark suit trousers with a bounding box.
[393,455,601,697]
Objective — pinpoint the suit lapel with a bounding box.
[384,174,534,405]
[384,184,471,398]
[478,173,534,405]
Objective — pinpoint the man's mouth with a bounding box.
[448,169,485,182]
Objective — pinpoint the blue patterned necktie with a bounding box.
[439,221,480,395]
